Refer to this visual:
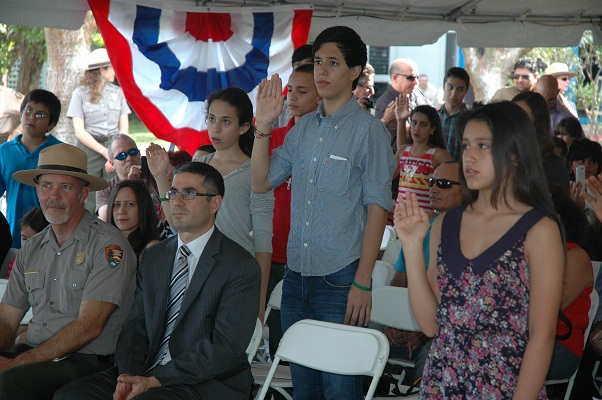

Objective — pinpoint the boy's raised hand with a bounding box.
[255,74,285,126]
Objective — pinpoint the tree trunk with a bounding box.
[462,48,530,103]
[44,12,96,144]
[16,46,43,95]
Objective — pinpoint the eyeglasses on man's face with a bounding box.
[428,177,461,189]
[394,73,419,82]
[22,107,49,121]
[357,83,374,90]
[165,190,217,200]
[114,148,140,161]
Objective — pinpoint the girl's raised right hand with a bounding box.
[255,74,285,126]
[394,192,430,247]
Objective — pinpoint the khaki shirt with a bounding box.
[3,211,136,355]
[66,83,131,141]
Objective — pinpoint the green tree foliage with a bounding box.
[0,24,46,89]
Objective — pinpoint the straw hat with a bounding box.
[13,144,109,191]
[85,48,111,71]
[544,62,578,78]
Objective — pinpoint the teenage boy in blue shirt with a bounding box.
[0,89,62,248]
[253,26,396,399]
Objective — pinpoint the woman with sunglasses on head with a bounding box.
[107,179,160,261]
[395,101,564,399]
[67,48,131,214]
[394,105,452,214]
[146,88,274,321]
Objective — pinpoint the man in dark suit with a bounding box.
[55,161,261,400]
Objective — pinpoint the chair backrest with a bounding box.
[246,318,263,364]
[587,289,599,342]
[263,279,283,323]
[381,239,401,267]
[372,260,393,290]
[593,261,601,283]
[370,286,421,332]
[0,248,17,279]
[380,225,397,251]
[272,319,389,399]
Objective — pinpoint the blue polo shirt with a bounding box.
[0,134,62,248]
[268,97,396,276]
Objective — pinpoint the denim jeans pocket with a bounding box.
[322,262,358,289]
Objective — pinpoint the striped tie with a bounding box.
[149,244,191,369]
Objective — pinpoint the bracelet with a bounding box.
[352,280,372,291]
[254,128,272,140]
[159,197,168,202]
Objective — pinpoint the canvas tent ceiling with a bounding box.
[0,0,601,47]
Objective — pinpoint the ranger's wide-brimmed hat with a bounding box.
[86,48,111,71]
[13,144,109,191]
[544,62,578,78]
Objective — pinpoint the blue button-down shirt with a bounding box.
[268,97,396,276]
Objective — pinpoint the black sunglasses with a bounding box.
[114,148,140,161]
[394,73,418,82]
[428,177,461,189]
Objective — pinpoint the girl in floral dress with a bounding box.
[394,101,564,399]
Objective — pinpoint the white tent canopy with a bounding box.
[1,0,601,47]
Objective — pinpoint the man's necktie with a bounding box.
[149,244,191,369]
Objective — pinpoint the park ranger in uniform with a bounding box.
[0,143,136,400]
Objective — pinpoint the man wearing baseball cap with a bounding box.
[0,143,136,399]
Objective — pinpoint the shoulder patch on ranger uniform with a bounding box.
[105,245,123,269]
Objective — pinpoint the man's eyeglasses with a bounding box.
[22,107,49,121]
[512,74,531,80]
[428,177,461,189]
[165,190,217,200]
[357,83,374,90]
[114,148,140,161]
[394,73,418,82]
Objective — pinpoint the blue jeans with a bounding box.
[280,261,363,400]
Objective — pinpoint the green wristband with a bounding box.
[159,197,168,202]
[352,280,372,291]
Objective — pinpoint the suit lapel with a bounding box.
[176,228,222,323]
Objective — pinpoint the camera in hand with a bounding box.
[364,98,374,109]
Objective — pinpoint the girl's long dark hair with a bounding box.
[459,101,555,215]
[107,180,160,258]
[409,105,445,149]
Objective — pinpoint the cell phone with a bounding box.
[576,165,586,191]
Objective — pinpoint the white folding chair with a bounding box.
[263,280,283,323]
[546,289,599,400]
[246,318,264,364]
[593,261,601,282]
[380,225,397,252]
[372,260,394,290]
[381,238,402,267]
[255,319,389,400]
[253,280,284,364]
[370,286,422,396]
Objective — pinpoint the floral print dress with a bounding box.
[421,206,548,399]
